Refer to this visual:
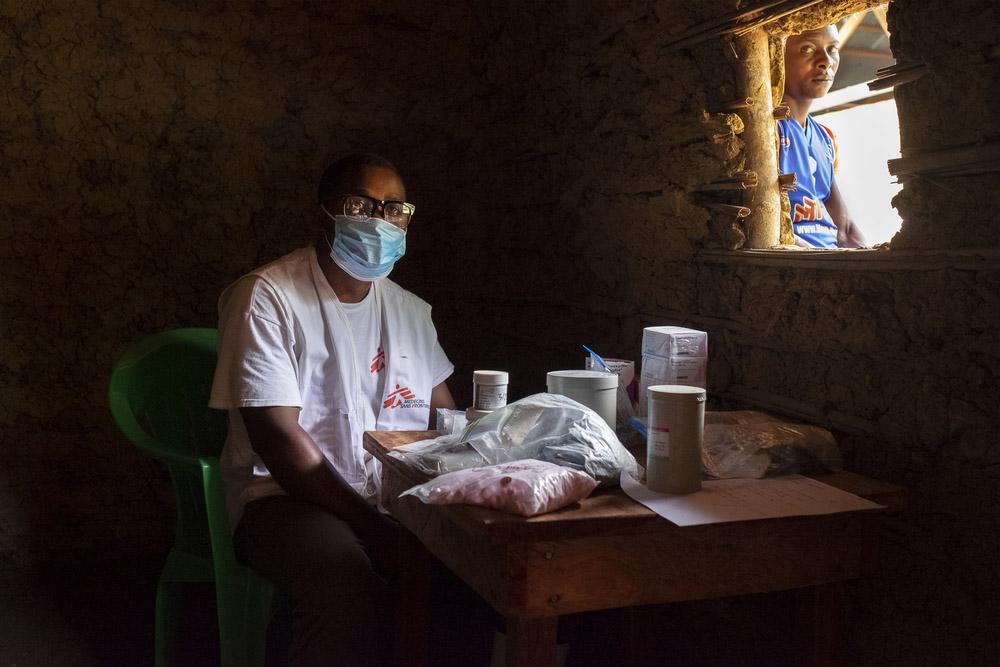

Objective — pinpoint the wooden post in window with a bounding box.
[733,27,780,248]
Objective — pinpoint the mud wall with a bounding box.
[0,0,491,566]
[438,1,1000,663]
[1,0,998,663]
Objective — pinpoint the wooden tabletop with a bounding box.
[364,429,906,541]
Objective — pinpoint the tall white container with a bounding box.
[646,385,706,494]
[546,370,618,429]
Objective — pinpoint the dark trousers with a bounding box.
[234,495,393,667]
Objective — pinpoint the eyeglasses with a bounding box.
[334,194,415,229]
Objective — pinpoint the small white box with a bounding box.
[642,326,708,358]
[638,353,706,416]
[641,354,706,385]
[638,354,708,417]
[583,357,635,387]
[637,354,708,417]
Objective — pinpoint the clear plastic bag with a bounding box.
[389,393,640,486]
[702,410,843,479]
[400,459,599,516]
[435,408,468,435]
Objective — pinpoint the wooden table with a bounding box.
[365,430,904,667]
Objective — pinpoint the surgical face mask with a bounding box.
[323,207,407,281]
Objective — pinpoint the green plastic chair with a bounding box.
[109,328,275,667]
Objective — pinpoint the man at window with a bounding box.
[779,25,867,248]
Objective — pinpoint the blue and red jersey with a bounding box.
[777,116,839,248]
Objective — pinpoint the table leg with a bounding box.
[506,616,558,667]
[620,606,641,667]
[796,582,847,667]
[396,530,432,667]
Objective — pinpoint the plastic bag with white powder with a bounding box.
[389,393,640,486]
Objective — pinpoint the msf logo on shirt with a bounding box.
[370,347,385,374]
[383,384,429,410]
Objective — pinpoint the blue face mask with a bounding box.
[323,208,407,281]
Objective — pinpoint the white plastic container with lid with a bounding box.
[473,370,509,410]
[646,384,706,494]
[546,370,618,428]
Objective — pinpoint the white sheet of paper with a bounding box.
[620,471,884,526]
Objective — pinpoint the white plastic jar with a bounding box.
[646,384,706,494]
[546,370,618,429]
[472,370,509,411]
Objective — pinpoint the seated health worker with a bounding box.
[210,153,456,666]
[778,24,866,248]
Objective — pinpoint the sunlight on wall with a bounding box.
[817,98,903,245]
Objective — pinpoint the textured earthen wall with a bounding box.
[439,0,1000,663]
[699,252,1000,663]
[889,0,1000,249]
[2,0,998,663]
[0,0,489,566]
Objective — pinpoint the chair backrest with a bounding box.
[109,328,229,556]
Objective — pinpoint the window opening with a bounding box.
[662,1,907,250]
[810,7,903,245]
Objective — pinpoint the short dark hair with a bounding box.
[317,153,400,204]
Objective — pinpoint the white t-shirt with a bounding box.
[338,289,386,430]
[209,246,453,526]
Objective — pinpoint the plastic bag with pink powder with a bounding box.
[399,459,599,517]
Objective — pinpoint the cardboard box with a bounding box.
[584,357,635,387]
[641,326,708,358]
[638,353,706,415]
[641,353,706,386]
[642,354,708,387]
